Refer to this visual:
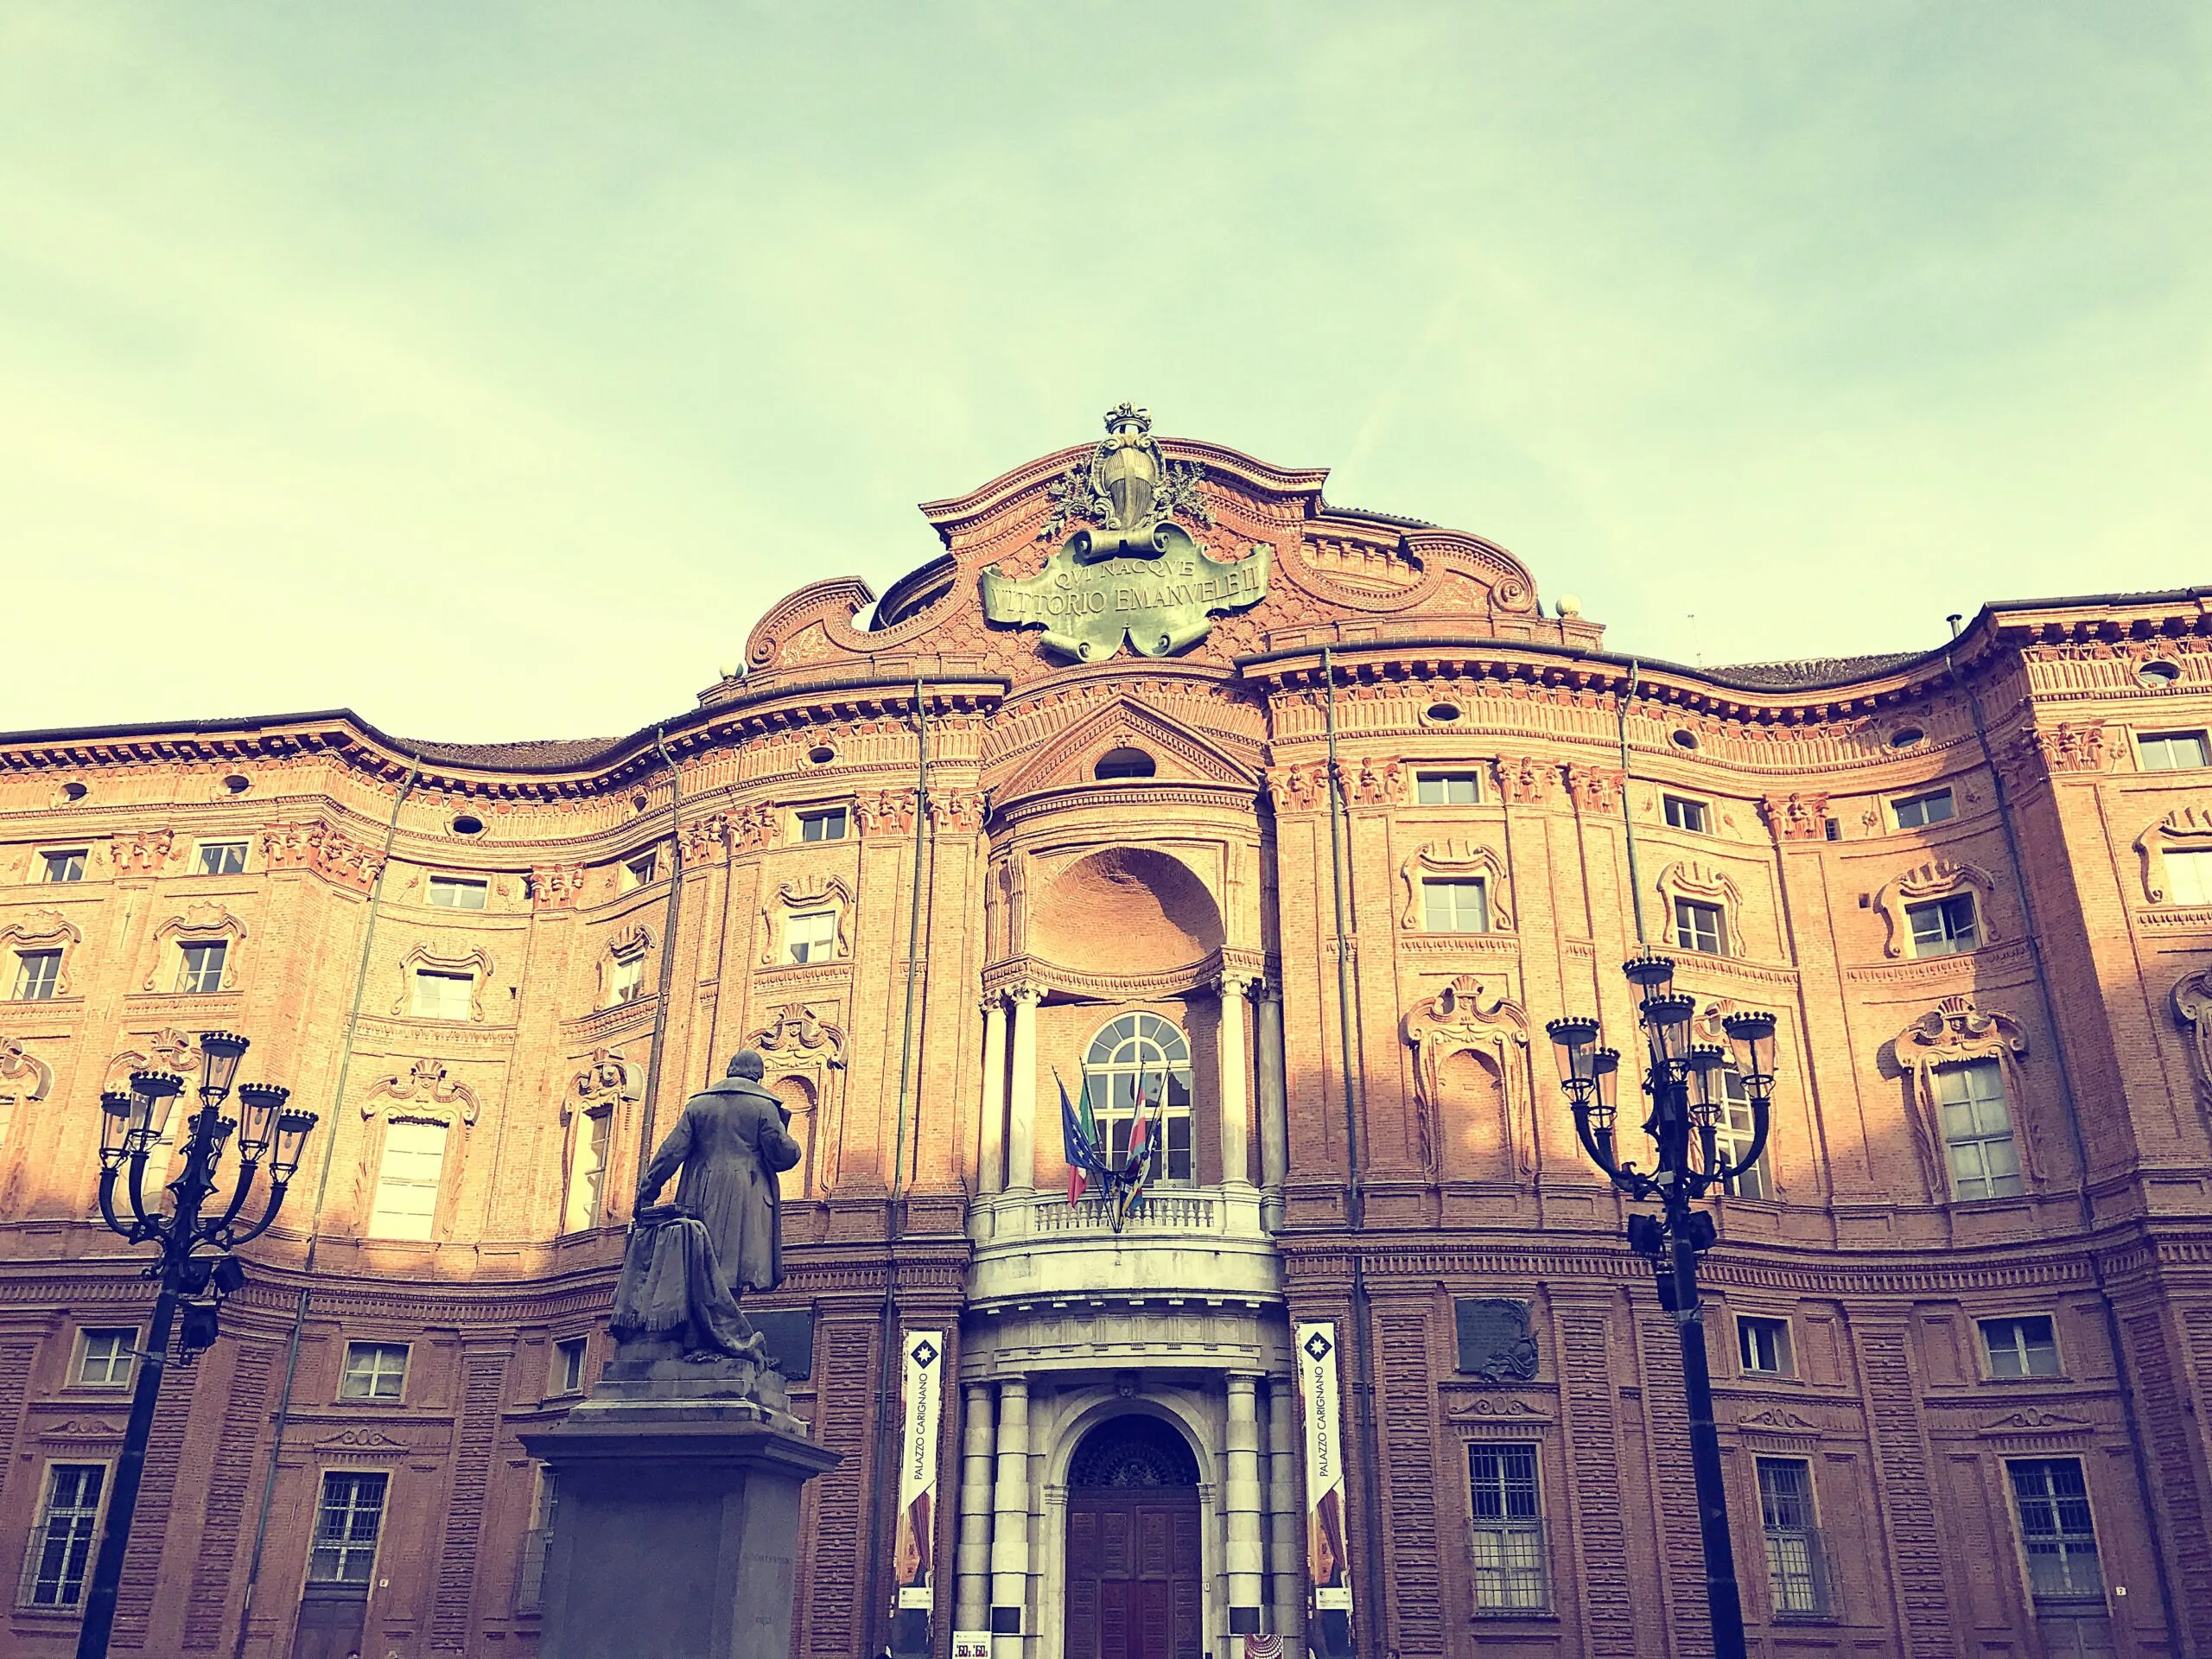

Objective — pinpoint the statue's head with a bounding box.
[727,1050,766,1082]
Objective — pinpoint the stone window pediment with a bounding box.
[363,1058,480,1128]
[143,900,246,992]
[1656,861,1742,957]
[391,944,494,1022]
[761,874,855,967]
[601,922,655,1007]
[2134,804,2212,904]
[3,910,84,998]
[1399,841,1515,932]
[1891,995,2042,1197]
[565,1046,642,1126]
[1872,860,1999,958]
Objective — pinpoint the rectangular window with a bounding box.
[1415,772,1482,806]
[176,940,228,994]
[12,950,60,1001]
[2009,1459,2104,1602]
[609,955,645,1005]
[410,969,474,1020]
[618,851,659,892]
[339,1342,410,1402]
[798,807,849,842]
[1937,1058,2024,1200]
[2165,849,2212,906]
[1738,1316,1793,1376]
[564,1110,611,1233]
[516,1468,560,1611]
[1906,893,1980,957]
[1466,1443,1549,1611]
[1674,897,1726,956]
[1421,878,1490,933]
[75,1329,137,1389]
[194,842,248,876]
[2139,730,2211,772]
[1663,795,1710,833]
[785,910,837,964]
[368,1120,448,1240]
[1713,1069,1769,1199]
[308,1471,389,1585]
[1757,1458,1832,1618]
[556,1338,588,1395]
[1892,790,1956,830]
[19,1464,105,1608]
[426,875,487,910]
[40,850,86,884]
[1981,1315,2062,1379]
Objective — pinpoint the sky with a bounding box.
[3,3,2207,744]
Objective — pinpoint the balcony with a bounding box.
[965,1184,1281,1312]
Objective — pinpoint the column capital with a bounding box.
[1005,981,1046,1007]
[1214,968,1264,998]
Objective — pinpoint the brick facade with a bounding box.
[2,419,2209,1659]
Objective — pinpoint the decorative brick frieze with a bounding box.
[1556,1308,1635,1656]
[1854,1322,1953,1658]
[429,1348,511,1650]
[1375,1309,1444,1655]
[181,1342,276,1648]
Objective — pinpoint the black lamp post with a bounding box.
[75,1031,315,1659]
[1547,953,1778,1659]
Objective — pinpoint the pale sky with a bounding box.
[4,4,2206,744]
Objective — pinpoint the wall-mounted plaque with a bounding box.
[1453,1298,1538,1382]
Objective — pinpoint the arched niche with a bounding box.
[1027,848,1224,973]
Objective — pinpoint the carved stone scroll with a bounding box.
[0,910,81,997]
[2135,805,2212,903]
[1398,841,1515,932]
[364,1058,480,1128]
[1892,995,2040,1196]
[1402,975,1534,1178]
[1872,860,1999,957]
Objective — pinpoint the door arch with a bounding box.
[1064,1416,1203,1659]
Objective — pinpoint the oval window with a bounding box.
[1889,727,1925,750]
[1670,729,1700,751]
[808,745,836,766]
[61,781,88,802]
[1426,702,1462,723]
[2139,660,2182,687]
[1094,747,1157,781]
[451,813,485,836]
[223,773,251,794]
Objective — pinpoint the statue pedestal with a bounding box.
[520,1378,838,1659]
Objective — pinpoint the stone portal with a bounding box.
[1063,1417,1204,1659]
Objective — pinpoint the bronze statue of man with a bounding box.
[610,1051,802,1362]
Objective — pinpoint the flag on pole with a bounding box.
[1113,1077,1156,1230]
[1058,1071,1107,1204]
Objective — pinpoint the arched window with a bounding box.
[1081,1013,1195,1185]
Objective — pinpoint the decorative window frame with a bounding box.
[2133,805,2212,902]
[3,910,83,998]
[1872,860,1999,958]
[749,1005,847,1199]
[759,874,855,967]
[142,900,246,992]
[1656,861,1741,957]
[392,944,494,1022]
[1891,995,2042,1198]
[362,1058,481,1128]
[1399,974,1533,1179]
[1398,841,1515,931]
[561,1048,640,1230]
[600,923,655,1007]
[0,1035,54,1152]
[2170,969,2212,1123]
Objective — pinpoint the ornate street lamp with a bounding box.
[1547,954,1777,1659]
[75,1031,316,1659]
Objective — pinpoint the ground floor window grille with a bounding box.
[1466,1442,1548,1611]
[308,1471,389,1586]
[2009,1459,2104,1604]
[19,1464,104,1607]
[1756,1457,1831,1617]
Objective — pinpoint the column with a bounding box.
[1255,983,1288,1224]
[1216,974,1255,1188]
[1005,985,1041,1192]
[1265,1379,1303,1646]
[989,1378,1032,1658]
[956,1382,997,1635]
[977,995,1008,1196]
[1224,1373,1266,1646]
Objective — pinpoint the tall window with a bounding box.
[18,1464,105,1607]
[194,842,248,876]
[1906,893,1980,957]
[1981,1316,2061,1379]
[1663,795,1709,833]
[1421,878,1489,933]
[369,1121,448,1240]
[2165,849,2212,906]
[340,1343,410,1402]
[427,875,487,910]
[41,850,86,884]
[1415,772,1481,805]
[1466,1443,1548,1611]
[1936,1059,2023,1200]
[555,1338,588,1395]
[308,1471,389,1585]
[176,940,228,994]
[2008,1459,2104,1602]
[12,950,60,1001]
[785,910,836,964]
[1892,790,1955,830]
[1674,898,1726,955]
[609,955,645,1005]
[1712,1068,1768,1199]
[516,1467,560,1611]
[1756,1458,1831,1618]
[2138,730,2210,771]
[76,1329,137,1389]
[1081,1013,1194,1185]
[565,1109,611,1233]
[798,807,848,842]
[410,969,474,1020]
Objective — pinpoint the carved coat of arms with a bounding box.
[982,403,1268,662]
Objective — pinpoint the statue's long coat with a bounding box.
[637,1075,801,1294]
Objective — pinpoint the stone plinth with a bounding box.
[520,1372,839,1659]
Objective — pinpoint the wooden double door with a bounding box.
[1064,1490,1203,1659]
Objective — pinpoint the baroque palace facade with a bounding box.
[2,409,2211,1659]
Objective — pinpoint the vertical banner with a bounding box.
[890,1330,945,1656]
[1294,1322,1357,1657]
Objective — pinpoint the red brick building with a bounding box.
[2,408,2209,1659]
